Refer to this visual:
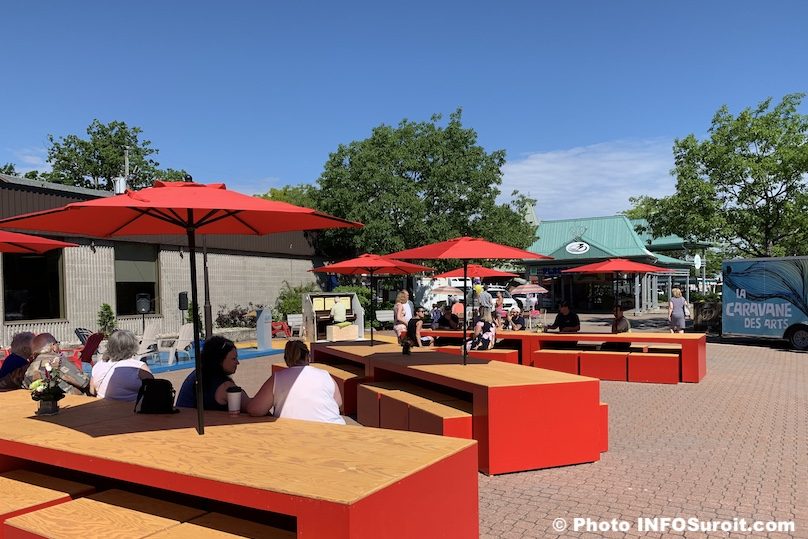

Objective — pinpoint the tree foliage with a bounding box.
[630,94,808,257]
[283,109,536,263]
[257,184,317,207]
[0,163,16,175]
[46,120,160,190]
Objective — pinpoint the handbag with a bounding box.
[684,304,692,318]
[134,378,179,414]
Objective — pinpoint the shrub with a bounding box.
[215,303,264,328]
[274,281,320,321]
[97,303,117,336]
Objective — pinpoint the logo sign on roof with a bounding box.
[565,241,591,255]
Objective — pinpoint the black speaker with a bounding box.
[136,293,151,314]
[178,291,189,311]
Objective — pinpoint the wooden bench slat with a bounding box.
[0,470,95,523]
[147,512,295,538]
[4,489,206,539]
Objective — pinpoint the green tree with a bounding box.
[97,303,117,336]
[47,120,160,190]
[0,163,16,175]
[257,184,317,208]
[312,109,537,261]
[273,281,320,322]
[155,168,192,182]
[630,94,808,257]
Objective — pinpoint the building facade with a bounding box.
[526,215,697,313]
[0,174,319,345]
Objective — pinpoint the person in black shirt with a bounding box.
[437,305,460,330]
[404,306,434,353]
[507,307,526,331]
[545,301,580,333]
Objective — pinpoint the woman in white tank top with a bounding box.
[91,330,153,401]
[247,340,344,424]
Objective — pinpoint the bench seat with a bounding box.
[628,352,680,384]
[4,489,206,539]
[530,349,579,374]
[357,381,471,437]
[0,470,95,526]
[325,324,359,341]
[147,512,295,538]
[579,351,628,381]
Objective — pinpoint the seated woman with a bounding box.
[91,330,153,401]
[466,307,496,351]
[176,335,251,412]
[247,340,345,424]
[25,333,90,395]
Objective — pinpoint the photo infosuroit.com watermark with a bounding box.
[551,516,796,534]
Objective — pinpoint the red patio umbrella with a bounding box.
[311,254,432,345]
[0,181,361,434]
[388,237,551,364]
[0,230,77,253]
[433,264,518,279]
[562,258,671,308]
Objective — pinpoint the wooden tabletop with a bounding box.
[371,351,597,388]
[0,391,475,505]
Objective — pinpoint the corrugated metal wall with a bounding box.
[2,243,319,345]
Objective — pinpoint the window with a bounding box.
[3,250,64,320]
[114,243,159,316]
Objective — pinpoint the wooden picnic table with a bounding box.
[312,342,607,475]
[0,391,478,538]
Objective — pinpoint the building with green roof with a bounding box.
[525,215,701,313]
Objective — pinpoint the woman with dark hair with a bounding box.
[176,335,251,411]
[247,340,344,424]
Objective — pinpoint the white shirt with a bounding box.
[402,302,413,322]
[330,302,347,323]
[92,358,149,401]
[272,366,345,424]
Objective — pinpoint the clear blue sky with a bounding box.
[3,1,807,220]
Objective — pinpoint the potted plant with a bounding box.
[29,361,66,416]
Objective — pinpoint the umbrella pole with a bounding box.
[463,260,468,365]
[369,270,375,346]
[187,226,205,435]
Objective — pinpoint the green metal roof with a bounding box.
[530,215,653,259]
[528,215,689,268]
[629,219,712,250]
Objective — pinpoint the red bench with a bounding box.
[434,346,519,364]
[579,351,628,381]
[628,353,680,384]
[531,349,579,374]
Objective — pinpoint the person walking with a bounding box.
[668,288,689,333]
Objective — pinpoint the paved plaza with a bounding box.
[160,315,807,538]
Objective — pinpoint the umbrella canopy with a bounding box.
[433,264,518,279]
[562,258,671,311]
[510,283,548,295]
[431,285,464,295]
[388,237,551,364]
[0,181,361,435]
[311,254,432,345]
[561,258,670,274]
[0,230,77,253]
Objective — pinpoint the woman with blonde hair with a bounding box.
[393,290,412,340]
[668,288,689,333]
[248,340,344,424]
[467,307,496,351]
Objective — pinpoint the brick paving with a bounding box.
[159,315,808,538]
